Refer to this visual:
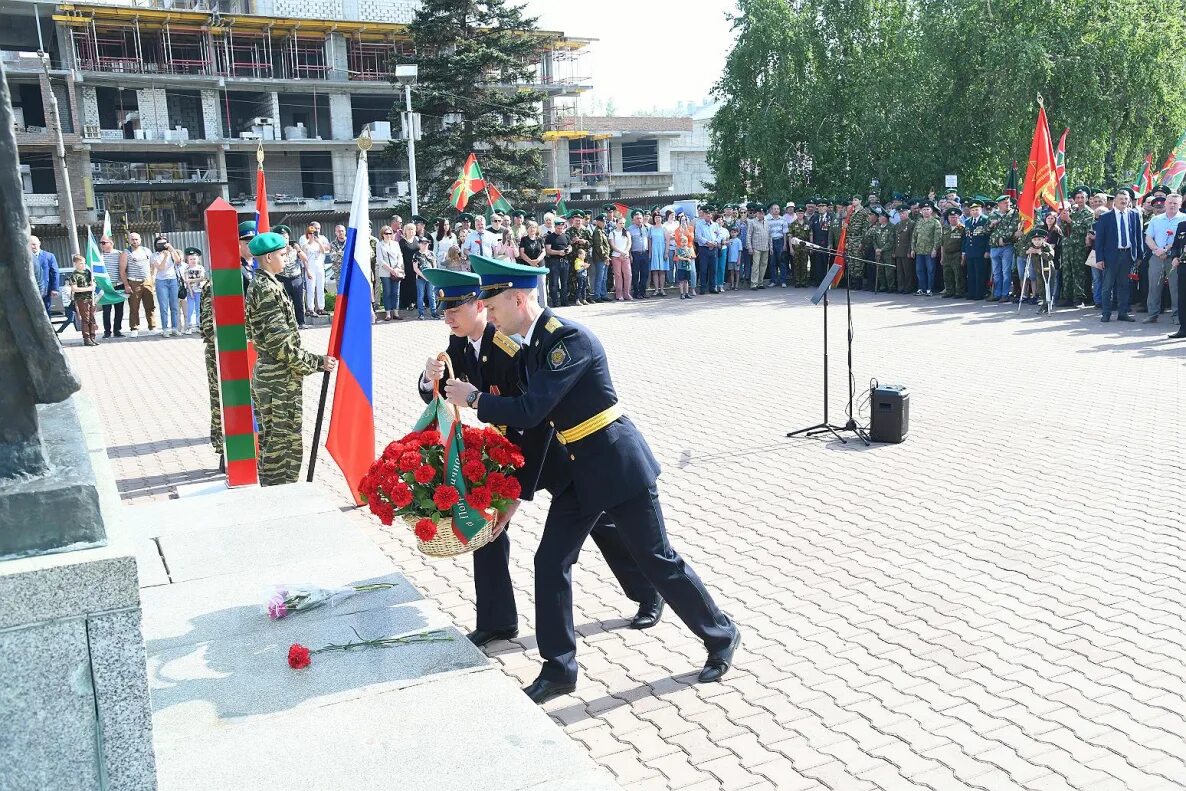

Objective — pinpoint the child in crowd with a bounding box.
[67,253,98,346]
[412,235,440,320]
[183,248,206,334]
[1023,227,1055,314]
[674,222,697,300]
[572,249,590,305]
[726,227,743,291]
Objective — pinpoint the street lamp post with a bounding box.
[395,64,419,217]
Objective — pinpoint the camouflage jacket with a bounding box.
[988,209,1021,247]
[1062,206,1095,249]
[940,223,966,259]
[590,226,611,262]
[788,218,811,242]
[199,280,215,347]
[845,207,873,251]
[912,217,942,254]
[245,269,324,377]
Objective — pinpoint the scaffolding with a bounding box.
[284,34,328,80]
[347,38,402,81]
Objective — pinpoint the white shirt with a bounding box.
[1115,209,1132,248]
[301,234,329,268]
[610,229,631,257]
[523,312,546,349]
[464,229,497,259]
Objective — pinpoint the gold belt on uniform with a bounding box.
[553,404,623,445]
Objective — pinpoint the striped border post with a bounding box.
[205,197,259,487]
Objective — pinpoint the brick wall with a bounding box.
[81,86,100,130]
[357,0,417,22]
[200,90,223,139]
[262,150,306,196]
[136,88,169,134]
[273,0,343,19]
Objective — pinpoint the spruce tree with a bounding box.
[388,0,553,219]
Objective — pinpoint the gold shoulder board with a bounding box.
[492,331,520,357]
[544,317,563,333]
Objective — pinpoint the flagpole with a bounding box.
[308,131,370,483]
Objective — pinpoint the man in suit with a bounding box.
[30,235,58,316]
[446,255,740,705]
[419,268,662,649]
[1093,187,1142,322]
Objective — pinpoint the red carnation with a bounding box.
[498,476,521,500]
[381,442,405,461]
[419,429,442,446]
[461,447,483,466]
[466,486,493,511]
[462,460,487,483]
[358,472,377,499]
[372,500,395,526]
[462,426,486,447]
[398,452,421,472]
[433,485,460,511]
[508,451,525,468]
[387,482,413,509]
[486,471,508,492]
[414,518,438,542]
[288,643,312,669]
[414,464,437,485]
[488,445,513,465]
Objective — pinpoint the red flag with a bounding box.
[830,205,855,285]
[255,156,270,233]
[1018,104,1059,232]
[613,202,629,218]
[448,153,485,211]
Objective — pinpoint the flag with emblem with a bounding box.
[1005,160,1019,202]
[552,191,568,217]
[1132,153,1155,197]
[448,153,486,211]
[613,202,629,218]
[85,227,125,307]
[486,182,514,215]
[325,147,376,505]
[1053,128,1068,206]
[1157,129,1186,191]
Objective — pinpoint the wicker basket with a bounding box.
[411,352,498,558]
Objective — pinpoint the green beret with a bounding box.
[183,247,202,256]
[995,195,1012,203]
[1071,185,1090,197]
[238,220,257,239]
[248,232,287,257]
[272,224,291,237]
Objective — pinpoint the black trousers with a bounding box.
[278,275,306,326]
[1178,260,1186,326]
[696,245,715,292]
[534,483,735,683]
[547,257,569,306]
[630,251,650,297]
[474,513,657,632]
[102,299,124,335]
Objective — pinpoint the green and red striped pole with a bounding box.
[205,197,259,487]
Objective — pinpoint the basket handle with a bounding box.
[431,351,462,423]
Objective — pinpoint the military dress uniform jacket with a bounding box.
[962,216,991,257]
[476,309,660,516]
[419,323,552,501]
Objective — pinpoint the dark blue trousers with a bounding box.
[534,484,735,683]
[1101,261,1133,318]
[474,513,656,631]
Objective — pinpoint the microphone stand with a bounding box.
[787,239,877,445]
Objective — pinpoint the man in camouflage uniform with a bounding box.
[1059,186,1095,307]
[787,209,812,287]
[893,200,917,293]
[872,209,897,292]
[911,202,942,295]
[567,211,593,302]
[244,232,337,486]
[843,195,873,287]
[940,207,967,297]
[198,279,223,469]
[987,196,1021,302]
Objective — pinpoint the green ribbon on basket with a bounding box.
[413,396,487,543]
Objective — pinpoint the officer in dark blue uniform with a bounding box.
[445,255,741,705]
[961,200,992,300]
[420,269,661,649]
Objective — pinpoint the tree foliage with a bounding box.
[709,0,1186,200]
[385,0,553,218]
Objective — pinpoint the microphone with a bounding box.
[788,237,828,252]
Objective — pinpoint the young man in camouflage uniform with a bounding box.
[843,195,873,288]
[987,196,1021,302]
[872,210,896,293]
[787,209,812,287]
[911,202,942,296]
[244,232,337,486]
[1058,186,1095,307]
[198,279,224,470]
[940,207,967,297]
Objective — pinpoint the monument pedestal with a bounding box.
[0,396,155,791]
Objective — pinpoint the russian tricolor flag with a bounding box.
[325,152,375,505]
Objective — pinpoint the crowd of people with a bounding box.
[35,183,1186,345]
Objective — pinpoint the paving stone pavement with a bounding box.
[66,289,1186,790]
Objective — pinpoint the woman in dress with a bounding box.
[433,218,458,270]
[376,226,404,320]
[646,211,668,297]
[494,228,518,262]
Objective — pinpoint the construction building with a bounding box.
[1,0,591,232]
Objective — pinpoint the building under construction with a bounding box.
[1,0,591,233]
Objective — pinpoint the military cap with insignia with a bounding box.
[248,231,287,257]
[967,200,984,209]
[631,209,645,217]
[457,212,474,223]
[511,209,525,218]
[1030,227,1049,239]
[238,220,257,239]
[272,224,291,237]
[601,203,617,212]
[469,253,548,299]
[920,201,937,211]
[1153,184,1169,195]
[422,267,481,307]
[594,213,607,222]
[1114,186,1135,199]
[996,194,1012,203]
[411,214,428,224]
[944,206,962,218]
[1152,195,1166,206]
[745,201,762,212]
[183,246,202,257]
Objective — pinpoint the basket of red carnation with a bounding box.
[358,354,525,557]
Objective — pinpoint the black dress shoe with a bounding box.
[523,678,577,705]
[1168,331,1186,339]
[466,626,519,647]
[629,599,665,630]
[698,626,741,683]
[1117,314,1135,322]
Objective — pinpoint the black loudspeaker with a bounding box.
[869,385,909,443]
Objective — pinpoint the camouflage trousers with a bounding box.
[875,257,897,292]
[942,255,966,297]
[205,343,223,454]
[1061,246,1092,304]
[792,247,810,286]
[253,360,305,486]
[844,245,865,282]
